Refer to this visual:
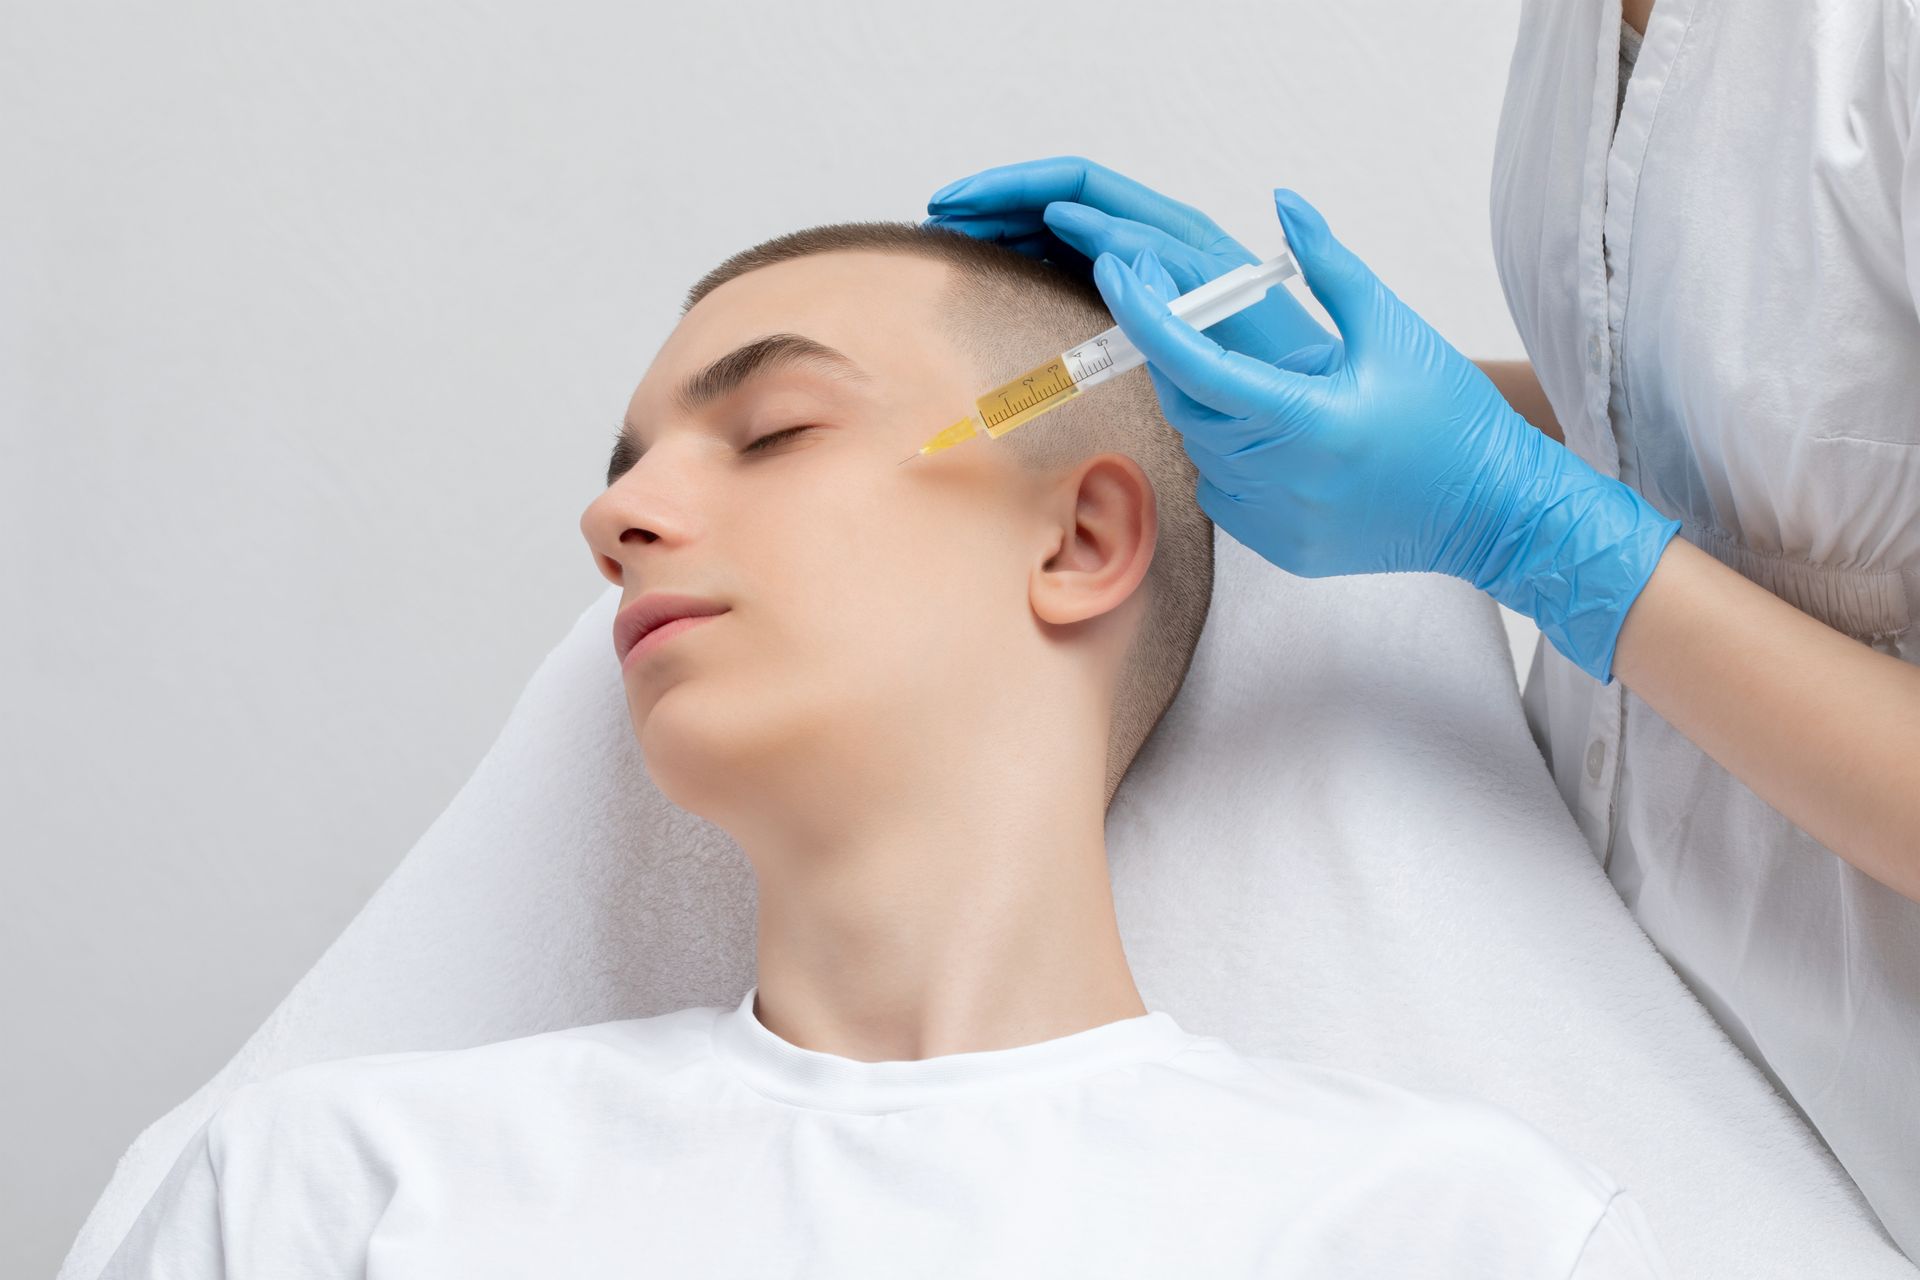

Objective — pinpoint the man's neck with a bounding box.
[743,776,1147,1063]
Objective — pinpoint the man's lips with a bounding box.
[621,612,724,670]
[614,592,730,663]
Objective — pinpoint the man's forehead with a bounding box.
[655,250,957,381]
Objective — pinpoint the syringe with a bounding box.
[897,251,1300,465]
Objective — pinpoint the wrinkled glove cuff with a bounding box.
[1474,449,1684,685]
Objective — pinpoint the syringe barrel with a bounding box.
[1060,330,1144,390]
[1062,251,1299,391]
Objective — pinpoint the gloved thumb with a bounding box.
[1272,189,1380,362]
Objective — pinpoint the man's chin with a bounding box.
[632,691,747,806]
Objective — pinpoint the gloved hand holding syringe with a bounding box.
[897,252,1299,465]
[923,156,1683,688]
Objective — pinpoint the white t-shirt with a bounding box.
[102,987,1669,1277]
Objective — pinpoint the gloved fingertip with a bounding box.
[1145,248,1180,297]
[928,176,976,205]
[1272,188,1326,247]
[1091,251,1138,303]
[1042,200,1097,228]
[1129,247,1172,300]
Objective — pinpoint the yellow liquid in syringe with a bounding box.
[897,355,1086,465]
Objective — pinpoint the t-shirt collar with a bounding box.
[711,985,1198,1114]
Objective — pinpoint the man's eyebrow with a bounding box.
[606,332,872,482]
[673,332,870,414]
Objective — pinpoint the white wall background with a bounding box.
[3,1,1541,1272]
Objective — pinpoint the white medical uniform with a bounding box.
[100,987,1670,1277]
[1490,0,1920,1258]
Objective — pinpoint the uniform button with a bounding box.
[1585,739,1606,781]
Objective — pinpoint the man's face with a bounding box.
[581,251,1051,822]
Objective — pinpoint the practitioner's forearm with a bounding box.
[1612,535,1920,902]
[1476,359,1563,443]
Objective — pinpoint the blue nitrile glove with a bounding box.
[925,155,1332,370]
[1092,190,1683,685]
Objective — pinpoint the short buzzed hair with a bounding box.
[683,222,1215,814]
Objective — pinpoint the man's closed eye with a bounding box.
[745,425,816,454]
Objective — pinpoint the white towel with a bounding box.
[60,529,1916,1278]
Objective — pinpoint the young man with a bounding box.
[102,223,1669,1277]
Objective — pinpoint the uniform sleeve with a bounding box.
[96,1112,229,1279]
[1904,0,1920,319]
[1566,1190,1674,1280]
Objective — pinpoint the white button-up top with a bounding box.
[1489,0,1920,1258]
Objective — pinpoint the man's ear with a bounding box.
[1028,452,1158,629]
